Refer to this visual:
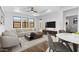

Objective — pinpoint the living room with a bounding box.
[0,6,79,52]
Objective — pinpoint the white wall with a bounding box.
[4,13,21,30]
[78,8,79,32]
[40,9,64,31]
[63,8,78,16]
[0,7,4,18]
[63,8,78,31]
[40,7,79,32]
[4,14,12,29]
[4,13,40,31]
[4,7,79,32]
[0,7,5,35]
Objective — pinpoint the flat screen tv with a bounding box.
[46,21,56,28]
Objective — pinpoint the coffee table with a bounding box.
[24,32,43,41]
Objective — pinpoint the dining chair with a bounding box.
[58,30,72,51]
[47,33,71,52]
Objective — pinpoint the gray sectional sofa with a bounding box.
[0,30,21,52]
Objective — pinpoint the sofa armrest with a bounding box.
[1,36,20,48]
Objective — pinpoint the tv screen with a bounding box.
[46,21,56,28]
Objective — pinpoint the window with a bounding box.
[13,16,21,21]
[13,21,21,28]
[22,17,28,28]
[13,16,34,28]
[28,19,34,28]
[13,16,21,28]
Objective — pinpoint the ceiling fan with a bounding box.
[24,7,51,16]
[26,7,38,13]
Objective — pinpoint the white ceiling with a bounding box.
[2,6,78,16]
[2,6,61,16]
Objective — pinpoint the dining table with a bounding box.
[56,33,79,52]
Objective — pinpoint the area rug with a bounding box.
[11,35,48,52]
[23,41,48,52]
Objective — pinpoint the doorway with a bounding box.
[65,15,78,33]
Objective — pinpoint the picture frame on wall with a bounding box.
[73,18,77,24]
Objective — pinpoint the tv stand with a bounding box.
[43,29,57,36]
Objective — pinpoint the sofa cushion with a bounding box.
[5,29,16,33]
[1,36,19,48]
[30,32,43,39]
